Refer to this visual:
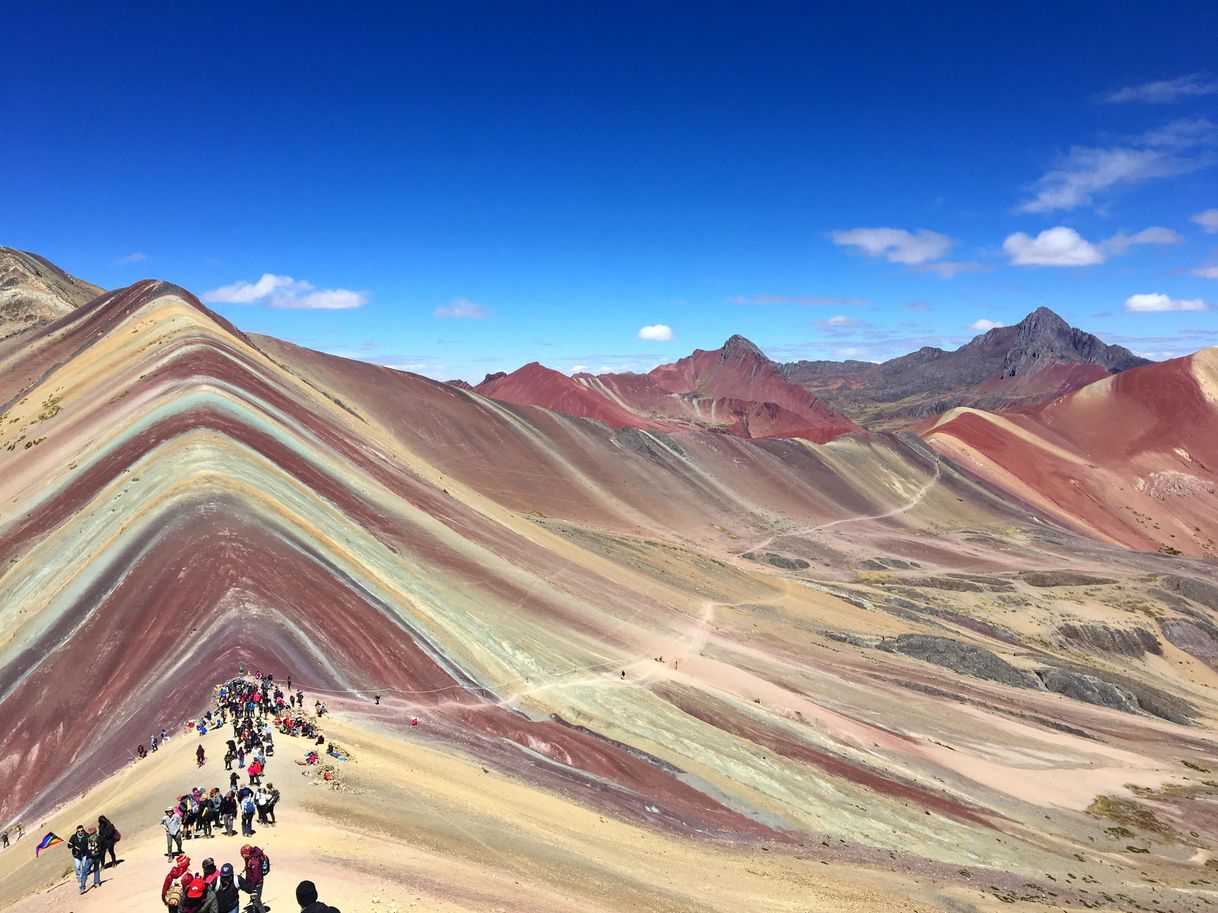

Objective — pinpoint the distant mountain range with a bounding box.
[781,307,1148,429]
[471,307,1148,435]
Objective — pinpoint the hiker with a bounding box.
[266,783,280,825]
[138,743,147,759]
[297,879,343,913]
[197,744,206,767]
[374,694,380,705]
[220,791,238,835]
[255,785,272,824]
[201,856,218,886]
[162,806,184,856]
[68,824,91,892]
[224,749,234,770]
[98,814,119,868]
[81,825,103,892]
[151,734,159,752]
[239,844,268,913]
[163,858,188,913]
[229,770,240,792]
[198,795,214,838]
[1,829,8,849]
[180,878,216,913]
[240,791,256,836]
[215,863,240,913]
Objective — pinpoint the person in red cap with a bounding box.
[179,877,213,913]
[162,856,191,912]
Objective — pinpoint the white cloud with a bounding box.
[1192,266,1218,279]
[115,251,147,264]
[1102,226,1183,254]
[203,273,369,309]
[1003,227,1103,266]
[637,323,674,341]
[1193,209,1218,233]
[433,297,486,319]
[1017,118,1215,213]
[831,227,955,265]
[570,365,588,374]
[1102,75,1218,105]
[826,315,857,327]
[1123,293,1209,313]
[1003,225,1182,266]
[968,318,1005,331]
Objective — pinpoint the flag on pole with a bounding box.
[34,832,63,857]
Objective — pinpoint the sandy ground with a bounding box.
[0,703,1016,913]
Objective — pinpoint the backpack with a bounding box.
[86,834,99,856]
[165,883,182,907]
[260,853,270,876]
[243,797,255,815]
[113,828,121,843]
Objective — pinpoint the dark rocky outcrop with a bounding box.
[740,551,810,571]
[1055,623,1162,657]
[877,634,1033,688]
[1158,617,1218,662]
[1037,668,1142,715]
[1158,576,1218,614]
[1020,571,1117,588]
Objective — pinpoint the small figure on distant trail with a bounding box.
[620,670,626,679]
[374,695,380,705]
[151,734,159,752]
[411,717,418,727]
[1,830,8,849]
[196,744,206,768]
[138,744,147,759]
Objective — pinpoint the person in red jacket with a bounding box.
[239,844,268,913]
[162,855,191,910]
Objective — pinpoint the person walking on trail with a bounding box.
[81,826,103,893]
[239,844,269,913]
[197,744,206,767]
[266,783,280,825]
[97,814,119,868]
[214,862,240,913]
[68,824,90,893]
[162,806,183,857]
[297,879,343,913]
[220,791,238,836]
[162,855,190,910]
[240,791,256,836]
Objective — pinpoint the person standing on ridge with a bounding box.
[214,863,240,913]
[162,806,183,857]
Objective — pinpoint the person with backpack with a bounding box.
[97,814,119,868]
[198,796,215,838]
[214,862,240,913]
[163,855,190,910]
[162,807,183,857]
[239,844,268,913]
[197,744,206,768]
[240,792,256,836]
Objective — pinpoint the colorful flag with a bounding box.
[34,832,62,857]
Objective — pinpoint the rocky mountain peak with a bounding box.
[720,334,767,361]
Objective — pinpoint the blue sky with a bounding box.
[3,2,1217,380]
